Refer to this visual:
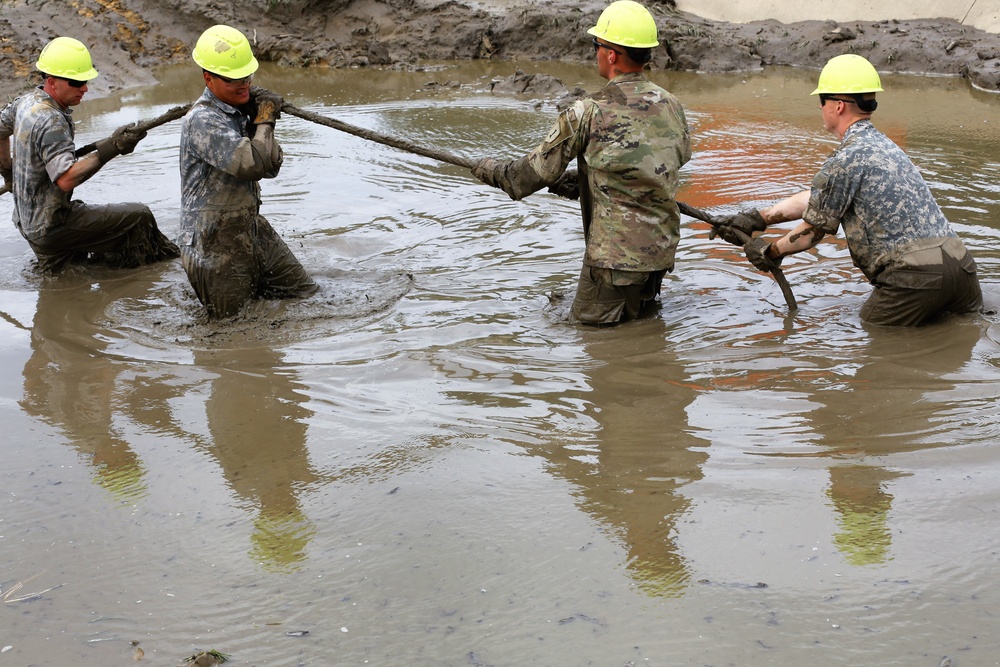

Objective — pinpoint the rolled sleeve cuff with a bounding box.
[802,203,840,235]
[45,151,76,183]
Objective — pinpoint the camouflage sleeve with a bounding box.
[246,124,282,180]
[488,100,589,201]
[526,99,589,182]
[37,111,77,182]
[187,106,281,181]
[0,102,12,140]
[679,105,692,168]
[803,164,846,235]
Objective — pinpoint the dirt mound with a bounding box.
[2,0,1000,100]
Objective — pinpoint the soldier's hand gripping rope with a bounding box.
[679,201,797,313]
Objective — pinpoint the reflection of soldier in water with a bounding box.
[808,321,982,565]
[196,347,319,572]
[541,322,709,596]
[18,277,321,570]
[19,283,147,502]
[826,465,904,566]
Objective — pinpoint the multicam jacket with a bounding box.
[803,119,960,281]
[0,88,77,242]
[489,71,691,273]
[178,88,282,246]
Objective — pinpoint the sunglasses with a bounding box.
[213,72,253,85]
[819,94,878,112]
[58,77,87,89]
[819,94,857,106]
[591,38,621,55]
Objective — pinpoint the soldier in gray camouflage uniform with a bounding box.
[0,37,178,272]
[471,0,691,325]
[179,25,316,319]
[715,54,981,326]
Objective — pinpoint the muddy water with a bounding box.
[1,61,999,666]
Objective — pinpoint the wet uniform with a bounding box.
[0,87,178,272]
[804,120,982,326]
[179,88,316,319]
[481,71,691,324]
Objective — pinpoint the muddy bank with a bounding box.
[3,0,1000,101]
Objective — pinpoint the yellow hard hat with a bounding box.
[811,54,883,95]
[35,37,99,81]
[587,0,659,49]
[192,25,259,79]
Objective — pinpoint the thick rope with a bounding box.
[282,103,476,169]
[0,103,194,196]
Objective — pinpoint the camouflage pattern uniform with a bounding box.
[0,88,178,272]
[478,72,691,324]
[179,88,316,319]
[804,120,981,326]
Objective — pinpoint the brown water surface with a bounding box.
[1,62,999,666]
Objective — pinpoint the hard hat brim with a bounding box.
[586,25,659,49]
[194,55,260,80]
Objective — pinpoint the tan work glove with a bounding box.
[251,86,283,125]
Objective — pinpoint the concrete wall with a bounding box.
[675,1,1000,34]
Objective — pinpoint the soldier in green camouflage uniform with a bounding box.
[471,0,691,325]
[715,54,981,326]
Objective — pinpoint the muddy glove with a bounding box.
[94,123,147,163]
[547,170,579,200]
[710,208,767,245]
[115,124,146,155]
[251,86,283,125]
[1,163,11,190]
[744,236,782,273]
[472,157,503,189]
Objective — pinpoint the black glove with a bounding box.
[251,86,283,125]
[744,236,782,272]
[471,157,502,189]
[94,123,147,162]
[1,163,11,189]
[710,208,767,245]
[547,170,580,200]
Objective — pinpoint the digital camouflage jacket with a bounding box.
[804,119,964,280]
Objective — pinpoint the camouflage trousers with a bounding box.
[180,212,317,319]
[861,240,982,327]
[22,200,179,272]
[571,264,666,325]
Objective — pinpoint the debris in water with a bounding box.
[180,649,230,666]
[2,572,62,604]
